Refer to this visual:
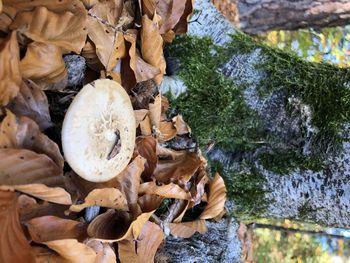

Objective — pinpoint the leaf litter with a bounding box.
[0,0,227,262]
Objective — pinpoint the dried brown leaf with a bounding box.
[0,31,21,106]
[154,152,202,184]
[88,209,155,241]
[200,173,227,219]
[156,0,187,34]
[116,155,145,205]
[89,0,123,27]
[10,6,87,53]
[0,148,62,186]
[159,121,177,141]
[140,115,152,136]
[70,188,128,212]
[20,42,67,89]
[7,79,52,130]
[0,184,71,205]
[149,94,161,129]
[169,220,207,238]
[190,165,209,207]
[172,114,191,135]
[141,15,166,84]
[85,240,117,263]
[118,221,164,263]
[27,216,87,243]
[0,110,64,168]
[138,194,163,213]
[173,0,193,34]
[134,109,148,126]
[0,190,36,263]
[136,136,157,180]
[139,182,191,200]
[44,239,96,263]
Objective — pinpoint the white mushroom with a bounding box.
[62,79,136,182]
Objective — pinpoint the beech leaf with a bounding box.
[139,182,191,200]
[27,216,87,242]
[0,184,72,205]
[136,136,157,180]
[85,240,117,263]
[118,221,164,263]
[20,42,67,89]
[0,31,21,106]
[200,173,227,219]
[0,190,36,263]
[172,114,191,135]
[7,79,52,130]
[159,121,177,141]
[169,220,207,238]
[70,188,128,212]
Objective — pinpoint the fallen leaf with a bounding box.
[0,184,72,205]
[156,0,187,34]
[171,200,190,223]
[27,216,87,242]
[70,188,128,212]
[162,29,175,43]
[141,15,166,84]
[85,239,117,263]
[0,148,62,186]
[138,194,163,212]
[116,155,145,205]
[0,31,21,106]
[200,173,226,219]
[20,42,67,89]
[81,0,99,9]
[149,94,162,129]
[190,165,209,207]
[169,220,207,238]
[0,0,2,13]
[7,79,52,130]
[172,115,191,135]
[154,151,202,184]
[88,209,155,241]
[118,221,164,263]
[89,0,123,26]
[136,136,157,180]
[159,121,177,141]
[0,190,35,263]
[156,145,185,159]
[10,6,87,53]
[139,182,191,200]
[134,109,148,126]
[0,110,64,168]
[140,115,152,136]
[44,239,96,263]
[173,0,193,34]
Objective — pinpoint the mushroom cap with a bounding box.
[62,79,136,182]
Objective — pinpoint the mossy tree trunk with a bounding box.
[164,0,350,228]
[217,0,350,34]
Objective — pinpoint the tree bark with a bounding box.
[162,0,350,228]
[213,0,350,34]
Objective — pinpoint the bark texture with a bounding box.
[216,0,350,34]
[163,0,350,228]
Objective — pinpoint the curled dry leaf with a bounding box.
[159,121,177,141]
[88,209,155,241]
[134,109,148,126]
[70,188,128,212]
[140,115,152,136]
[190,165,209,207]
[27,216,87,242]
[7,79,52,130]
[149,94,162,129]
[173,0,193,34]
[136,136,157,180]
[0,110,64,168]
[20,42,67,89]
[0,148,62,186]
[89,0,123,26]
[116,155,145,204]
[0,31,21,106]
[200,173,227,220]
[44,239,96,263]
[141,15,166,85]
[85,239,116,263]
[0,190,36,263]
[81,0,99,9]
[156,0,187,34]
[82,38,104,72]
[0,0,2,13]
[169,220,207,238]
[10,6,87,53]
[124,32,160,83]
[139,182,191,200]
[138,194,163,213]
[173,114,191,135]
[118,221,164,263]
[0,184,72,205]
[154,151,202,184]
